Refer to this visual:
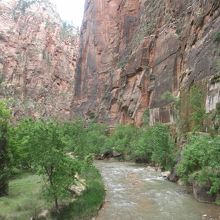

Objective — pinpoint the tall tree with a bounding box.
[0,101,10,196]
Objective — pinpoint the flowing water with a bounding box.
[95,160,220,220]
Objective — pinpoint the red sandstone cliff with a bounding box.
[73,0,220,127]
[0,0,78,119]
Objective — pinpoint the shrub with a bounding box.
[214,32,220,42]
[62,120,107,159]
[130,127,153,163]
[131,123,175,170]
[9,119,34,169]
[104,124,138,159]
[176,134,220,195]
[189,85,206,131]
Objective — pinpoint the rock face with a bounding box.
[73,0,220,127]
[0,0,78,119]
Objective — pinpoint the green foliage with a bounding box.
[142,109,150,127]
[0,100,11,196]
[104,124,138,159]
[131,124,175,170]
[130,127,153,163]
[56,164,105,220]
[150,124,175,170]
[10,119,82,210]
[214,32,220,42]
[189,85,206,131]
[9,119,34,169]
[6,117,106,217]
[62,120,107,159]
[176,134,220,195]
[98,123,176,170]
[161,91,179,105]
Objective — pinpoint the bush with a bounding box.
[189,85,206,131]
[131,123,175,170]
[104,124,138,159]
[9,119,34,169]
[130,127,153,163]
[176,134,220,194]
[150,124,175,170]
[214,32,220,42]
[62,120,107,159]
[56,164,105,220]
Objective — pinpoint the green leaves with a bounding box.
[0,100,11,196]
[9,119,83,209]
[62,120,107,159]
[176,134,220,194]
[189,85,206,131]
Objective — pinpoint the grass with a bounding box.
[0,173,49,220]
[56,165,105,220]
[0,167,105,220]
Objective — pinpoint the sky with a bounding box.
[50,0,85,27]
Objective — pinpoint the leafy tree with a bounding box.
[9,119,34,169]
[10,119,81,210]
[131,123,175,170]
[130,127,153,163]
[150,123,175,170]
[0,100,11,196]
[29,120,81,210]
[62,120,107,159]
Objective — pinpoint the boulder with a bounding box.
[161,171,171,179]
[112,150,122,158]
[193,181,217,203]
[37,210,50,220]
[168,168,179,182]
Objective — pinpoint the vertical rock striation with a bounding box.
[73,0,220,127]
[0,0,79,119]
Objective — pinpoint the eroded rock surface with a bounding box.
[0,0,78,119]
[72,0,220,127]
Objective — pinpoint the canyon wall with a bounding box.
[73,0,220,127]
[0,0,78,119]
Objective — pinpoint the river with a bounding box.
[95,160,220,220]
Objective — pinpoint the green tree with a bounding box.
[29,120,81,210]
[0,100,11,196]
[9,119,34,170]
[10,119,81,210]
[62,120,107,159]
[150,123,175,170]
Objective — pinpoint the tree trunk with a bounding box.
[0,127,9,196]
[55,197,59,211]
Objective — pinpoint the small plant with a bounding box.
[214,32,220,43]
[189,85,206,131]
[142,109,150,127]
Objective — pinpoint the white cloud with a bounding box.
[49,0,85,27]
